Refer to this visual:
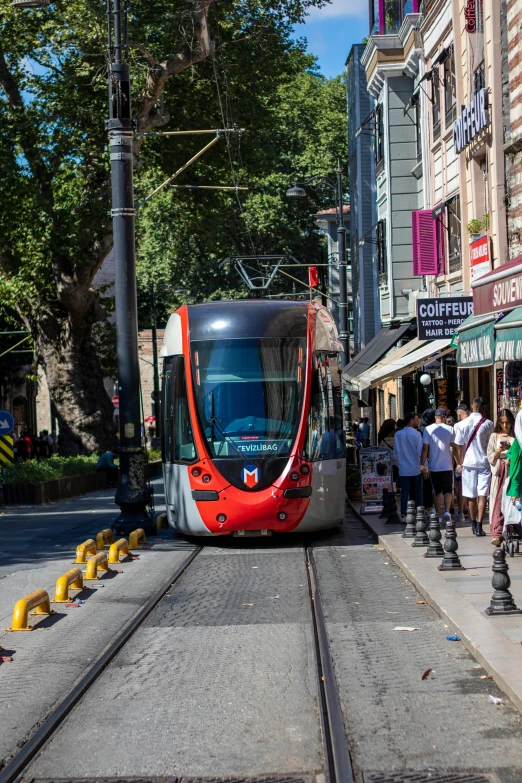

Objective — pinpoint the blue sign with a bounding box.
[0,411,15,436]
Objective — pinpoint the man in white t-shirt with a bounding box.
[421,408,458,523]
[452,403,470,521]
[454,396,494,537]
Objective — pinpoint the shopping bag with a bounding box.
[502,491,522,527]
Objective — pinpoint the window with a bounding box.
[474,61,485,95]
[304,353,345,461]
[412,93,422,162]
[375,103,384,171]
[444,46,457,126]
[376,219,387,284]
[162,356,198,464]
[447,195,462,273]
[378,389,385,427]
[432,69,441,141]
[191,337,305,460]
[389,393,397,421]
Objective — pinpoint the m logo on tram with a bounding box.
[242,465,260,488]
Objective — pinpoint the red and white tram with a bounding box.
[160,300,346,536]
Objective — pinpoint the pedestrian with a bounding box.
[359,416,371,447]
[395,418,405,432]
[419,409,436,512]
[96,449,119,487]
[454,396,494,536]
[453,402,470,520]
[488,409,515,546]
[503,411,522,533]
[378,418,397,489]
[421,408,458,524]
[393,411,422,520]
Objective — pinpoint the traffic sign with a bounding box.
[0,435,14,465]
[111,395,119,406]
[0,411,14,436]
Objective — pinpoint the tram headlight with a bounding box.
[278,512,287,521]
[192,467,202,477]
[300,465,310,475]
[217,513,227,523]
[202,474,212,483]
[290,471,299,481]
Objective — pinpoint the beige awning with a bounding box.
[364,338,454,388]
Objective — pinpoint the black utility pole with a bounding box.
[106,0,152,534]
[150,284,161,440]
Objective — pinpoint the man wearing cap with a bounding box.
[454,397,494,536]
[421,408,459,524]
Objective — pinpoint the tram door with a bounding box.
[300,352,346,530]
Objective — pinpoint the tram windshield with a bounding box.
[191,337,305,459]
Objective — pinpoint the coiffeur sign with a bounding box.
[453,88,489,154]
[472,255,522,316]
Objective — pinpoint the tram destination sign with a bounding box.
[417,297,473,340]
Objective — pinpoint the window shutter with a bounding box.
[412,209,438,275]
[438,215,446,274]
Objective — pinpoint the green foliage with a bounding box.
[147,448,162,462]
[466,215,489,235]
[2,454,98,484]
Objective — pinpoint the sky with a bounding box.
[293,0,369,78]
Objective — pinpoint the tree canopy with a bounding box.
[0,0,347,451]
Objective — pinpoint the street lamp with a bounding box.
[286,164,349,366]
[14,0,153,534]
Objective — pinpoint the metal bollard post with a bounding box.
[402,500,417,538]
[386,491,401,524]
[438,521,464,570]
[412,505,429,547]
[424,511,444,558]
[379,489,390,519]
[485,548,522,615]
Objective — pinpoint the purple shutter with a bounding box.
[412,209,438,276]
[438,215,446,274]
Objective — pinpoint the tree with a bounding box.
[0,0,329,453]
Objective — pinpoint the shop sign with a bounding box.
[457,318,495,367]
[495,333,522,362]
[464,0,477,32]
[359,448,393,502]
[417,297,474,340]
[496,367,503,416]
[453,88,489,154]
[473,257,522,315]
[470,235,491,281]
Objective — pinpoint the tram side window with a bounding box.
[165,356,197,464]
[161,362,172,463]
[303,354,345,461]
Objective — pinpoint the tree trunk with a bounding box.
[35,306,116,455]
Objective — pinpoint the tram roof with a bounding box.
[186,300,310,340]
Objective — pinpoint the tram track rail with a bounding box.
[0,547,203,783]
[1,540,354,783]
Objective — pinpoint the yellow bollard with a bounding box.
[74,539,97,564]
[84,552,112,580]
[129,528,147,550]
[95,528,114,550]
[156,512,168,530]
[52,568,84,603]
[108,538,130,564]
[7,589,55,631]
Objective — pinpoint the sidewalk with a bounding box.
[348,499,522,713]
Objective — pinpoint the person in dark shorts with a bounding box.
[421,408,459,524]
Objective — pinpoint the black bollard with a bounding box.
[386,491,401,524]
[379,488,390,519]
[402,500,417,537]
[485,548,522,615]
[438,521,464,570]
[424,511,444,558]
[412,505,429,547]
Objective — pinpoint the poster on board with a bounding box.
[359,448,393,501]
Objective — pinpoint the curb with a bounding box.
[347,499,522,714]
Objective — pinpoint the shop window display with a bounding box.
[503,362,522,416]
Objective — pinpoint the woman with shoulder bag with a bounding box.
[488,409,515,546]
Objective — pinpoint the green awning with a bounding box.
[495,307,522,362]
[456,313,495,368]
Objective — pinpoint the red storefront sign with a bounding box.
[465,0,476,32]
[469,235,490,281]
[472,254,522,316]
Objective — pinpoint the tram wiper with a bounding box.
[208,391,245,460]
